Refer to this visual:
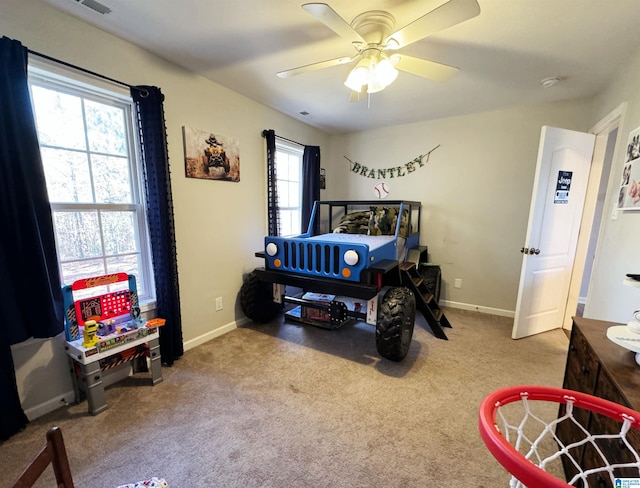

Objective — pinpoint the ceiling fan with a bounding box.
[277,0,481,95]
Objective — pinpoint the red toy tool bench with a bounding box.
[62,273,163,415]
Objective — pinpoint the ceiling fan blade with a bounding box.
[277,55,357,78]
[394,55,459,83]
[302,3,366,45]
[385,0,480,49]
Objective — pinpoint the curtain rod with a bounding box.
[262,129,306,147]
[275,135,304,147]
[27,48,148,95]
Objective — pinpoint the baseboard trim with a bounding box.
[24,390,76,421]
[441,300,515,318]
[183,321,241,351]
[235,317,251,327]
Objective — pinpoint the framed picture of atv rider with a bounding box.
[183,126,240,182]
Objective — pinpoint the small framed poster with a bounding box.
[554,171,572,204]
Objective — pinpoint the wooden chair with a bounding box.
[11,426,75,488]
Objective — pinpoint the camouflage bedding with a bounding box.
[332,207,410,237]
[367,207,410,237]
[332,210,370,234]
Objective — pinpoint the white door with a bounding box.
[512,126,595,339]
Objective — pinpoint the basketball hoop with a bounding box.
[478,385,640,487]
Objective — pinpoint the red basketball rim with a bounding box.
[478,385,640,488]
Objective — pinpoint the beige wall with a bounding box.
[585,45,640,322]
[324,100,592,313]
[3,0,328,418]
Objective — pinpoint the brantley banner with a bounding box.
[345,144,440,179]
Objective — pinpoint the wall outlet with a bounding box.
[215,296,223,311]
[454,278,462,289]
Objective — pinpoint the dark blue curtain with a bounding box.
[131,86,183,366]
[262,129,280,236]
[301,145,321,235]
[0,36,64,439]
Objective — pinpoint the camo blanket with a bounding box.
[333,208,410,237]
[367,207,410,237]
[332,210,369,234]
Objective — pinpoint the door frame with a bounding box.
[562,102,626,330]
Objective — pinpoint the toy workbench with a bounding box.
[62,273,163,415]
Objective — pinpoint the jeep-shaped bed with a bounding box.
[240,200,450,361]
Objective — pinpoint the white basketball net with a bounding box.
[495,392,640,487]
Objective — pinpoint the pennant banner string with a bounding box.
[344,144,440,179]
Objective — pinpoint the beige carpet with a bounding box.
[1,308,569,487]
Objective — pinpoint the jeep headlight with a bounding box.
[344,249,359,266]
[266,242,278,257]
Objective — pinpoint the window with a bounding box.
[28,65,154,303]
[275,141,303,236]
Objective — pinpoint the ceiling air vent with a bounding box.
[75,0,112,15]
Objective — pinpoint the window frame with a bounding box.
[275,140,304,236]
[27,61,156,309]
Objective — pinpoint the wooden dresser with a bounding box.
[557,316,640,486]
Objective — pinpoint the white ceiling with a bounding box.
[39,0,640,134]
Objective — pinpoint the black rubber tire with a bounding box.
[240,270,283,323]
[375,287,416,361]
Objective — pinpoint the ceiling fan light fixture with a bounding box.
[366,73,384,94]
[375,57,398,87]
[345,52,398,94]
[344,65,369,91]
